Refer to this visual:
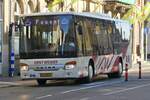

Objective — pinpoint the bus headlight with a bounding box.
[65,64,76,70]
[65,61,76,70]
[20,63,29,71]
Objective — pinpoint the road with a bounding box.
[0,64,150,100]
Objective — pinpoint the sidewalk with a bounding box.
[0,76,21,88]
[129,61,150,73]
[0,76,38,88]
[132,61,150,69]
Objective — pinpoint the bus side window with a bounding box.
[75,20,83,55]
[95,21,102,55]
[106,22,114,54]
[83,18,94,55]
[75,17,92,56]
[113,21,122,54]
[100,20,110,55]
[77,24,83,35]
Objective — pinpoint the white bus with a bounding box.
[18,12,132,85]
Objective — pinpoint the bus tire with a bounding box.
[85,64,94,83]
[76,64,94,84]
[108,62,123,78]
[117,62,123,77]
[37,79,47,86]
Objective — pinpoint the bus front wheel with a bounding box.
[37,79,47,86]
[76,64,94,84]
[85,64,94,83]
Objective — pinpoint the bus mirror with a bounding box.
[78,25,83,35]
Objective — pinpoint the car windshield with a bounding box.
[19,15,77,59]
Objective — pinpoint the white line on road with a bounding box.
[81,81,105,86]
[35,79,124,100]
[0,81,21,85]
[36,94,52,100]
[103,83,150,96]
[80,97,90,100]
[61,80,124,94]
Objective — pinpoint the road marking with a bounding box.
[61,80,124,94]
[80,97,90,100]
[36,94,52,100]
[81,81,105,86]
[0,81,21,85]
[103,83,150,96]
[35,79,124,99]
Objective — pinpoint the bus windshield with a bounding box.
[19,15,77,59]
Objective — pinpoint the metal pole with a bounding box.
[9,0,15,77]
[9,23,15,77]
[138,61,142,79]
[125,64,128,81]
[145,31,147,61]
[8,0,12,77]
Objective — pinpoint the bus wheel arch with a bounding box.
[108,57,123,78]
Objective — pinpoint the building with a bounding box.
[1,0,137,76]
[0,0,3,75]
[146,20,150,59]
[2,0,47,76]
[144,0,150,60]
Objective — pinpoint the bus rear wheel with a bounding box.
[37,79,47,86]
[108,62,123,78]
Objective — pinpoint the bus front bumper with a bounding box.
[20,69,88,80]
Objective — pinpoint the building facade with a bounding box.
[2,0,47,76]
[0,0,3,74]
[2,0,137,76]
[144,0,150,60]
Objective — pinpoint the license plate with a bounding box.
[40,73,52,77]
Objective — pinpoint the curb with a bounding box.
[132,61,150,67]
[0,84,13,88]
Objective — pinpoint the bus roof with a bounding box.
[20,12,129,23]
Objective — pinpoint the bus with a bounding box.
[18,12,132,85]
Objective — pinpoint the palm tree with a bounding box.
[122,2,150,61]
[46,0,78,12]
[122,2,150,24]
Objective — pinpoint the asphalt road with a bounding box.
[0,64,150,100]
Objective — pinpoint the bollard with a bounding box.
[125,64,128,81]
[9,50,15,77]
[138,61,141,79]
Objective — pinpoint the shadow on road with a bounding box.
[25,75,120,87]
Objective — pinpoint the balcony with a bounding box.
[104,0,135,5]
[103,0,135,14]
